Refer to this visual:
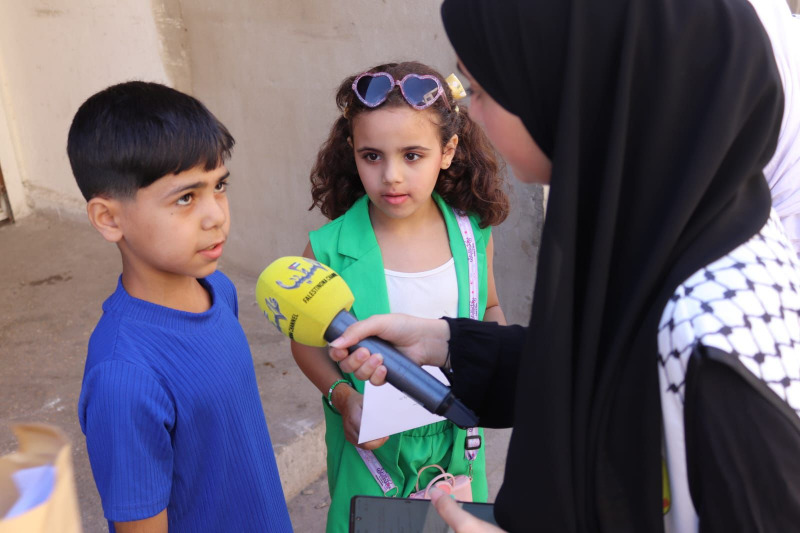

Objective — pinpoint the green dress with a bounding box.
[309,193,491,533]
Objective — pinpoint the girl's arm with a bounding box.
[289,242,388,449]
[483,235,507,325]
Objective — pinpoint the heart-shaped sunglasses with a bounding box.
[351,72,452,111]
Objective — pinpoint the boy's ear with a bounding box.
[86,197,124,243]
[441,134,459,169]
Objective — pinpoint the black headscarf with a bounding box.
[442,0,783,530]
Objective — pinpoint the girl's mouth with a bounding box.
[383,194,409,205]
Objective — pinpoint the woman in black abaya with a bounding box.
[330,0,800,530]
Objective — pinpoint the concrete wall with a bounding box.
[0,1,176,216]
[0,0,545,325]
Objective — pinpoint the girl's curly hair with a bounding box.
[309,61,509,228]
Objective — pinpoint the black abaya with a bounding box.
[440,0,787,530]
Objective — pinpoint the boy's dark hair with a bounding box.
[67,81,234,200]
[309,61,509,228]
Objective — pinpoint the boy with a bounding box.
[69,82,292,532]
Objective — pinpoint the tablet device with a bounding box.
[349,495,497,532]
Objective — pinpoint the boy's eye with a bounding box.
[176,193,193,206]
[215,180,228,193]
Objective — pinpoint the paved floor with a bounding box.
[0,213,510,532]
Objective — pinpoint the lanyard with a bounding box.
[356,447,398,497]
[453,208,481,462]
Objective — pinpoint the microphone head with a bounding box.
[256,256,354,347]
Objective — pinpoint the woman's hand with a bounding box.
[429,488,506,533]
[328,314,451,386]
[331,385,388,450]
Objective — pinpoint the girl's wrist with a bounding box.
[330,379,355,413]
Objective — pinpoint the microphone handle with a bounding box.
[325,310,451,415]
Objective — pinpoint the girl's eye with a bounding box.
[405,153,422,162]
[364,153,380,162]
[464,87,474,97]
[215,180,228,193]
[177,193,193,206]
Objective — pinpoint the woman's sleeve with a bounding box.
[443,317,527,428]
[684,346,800,532]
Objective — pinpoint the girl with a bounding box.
[291,61,509,532]
[331,0,800,531]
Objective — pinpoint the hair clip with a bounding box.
[445,74,467,101]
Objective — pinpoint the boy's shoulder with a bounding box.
[205,269,238,311]
[86,270,238,368]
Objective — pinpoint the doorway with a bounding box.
[0,164,9,223]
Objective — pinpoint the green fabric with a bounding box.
[310,193,492,533]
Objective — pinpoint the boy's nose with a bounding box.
[201,197,228,230]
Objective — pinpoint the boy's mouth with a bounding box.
[199,241,224,260]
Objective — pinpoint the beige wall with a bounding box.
[179,0,461,268]
[0,1,177,214]
[0,0,544,324]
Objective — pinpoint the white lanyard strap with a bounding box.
[453,208,482,462]
[356,447,398,497]
[454,208,480,322]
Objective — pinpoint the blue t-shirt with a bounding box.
[78,272,292,532]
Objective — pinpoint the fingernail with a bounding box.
[449,495,456,500]
[329,337,344,348]
[356,351,369,362]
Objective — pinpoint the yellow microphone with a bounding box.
[256,256,479,428]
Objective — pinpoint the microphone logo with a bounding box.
[263,296,287,331]
[275,259,329,290]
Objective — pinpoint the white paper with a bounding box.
[358,365,450,443]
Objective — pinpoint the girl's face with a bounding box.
[458,60,551,184]
[350,106,457,225]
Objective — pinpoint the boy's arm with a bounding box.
[115,509,168,533]
[483,235,507,325]
[81,361,174,525]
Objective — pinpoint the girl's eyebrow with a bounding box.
[356,146,383,153]
[356,146,432,153]
[402,146,431,152]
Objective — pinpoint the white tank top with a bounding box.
[384,258,459,319]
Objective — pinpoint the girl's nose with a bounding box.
[382,160,402,184]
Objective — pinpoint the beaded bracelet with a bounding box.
[326,378,353,414]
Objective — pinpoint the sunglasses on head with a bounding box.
[352,72,452,111]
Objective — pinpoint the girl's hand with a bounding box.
[328,314,451,385]
[429,488,506,533]
[331,385,389,450]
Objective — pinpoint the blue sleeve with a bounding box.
[81,360,174,522]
